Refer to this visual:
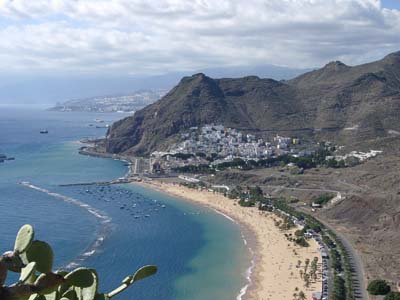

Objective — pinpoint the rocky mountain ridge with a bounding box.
[105,51,400,156]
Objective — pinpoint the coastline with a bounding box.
[77,143,323,299]
[135,181,323,300]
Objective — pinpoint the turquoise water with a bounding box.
[0,108,249,300]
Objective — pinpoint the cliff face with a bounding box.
[105,51,400,156]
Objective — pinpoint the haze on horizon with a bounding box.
[0,0,400,107]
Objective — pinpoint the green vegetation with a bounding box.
[238,198,255,207]
[295,237,309,247]
[330,249,342,272]
[385,292,400,300]
[167,153,195,160]
[326,158,346,168]
[322,235,336,248]
[0,225,157,300]
[331,275,346,300]
[312,193,335,206]
[173,163,215,174]
[180,181,207,190]
[227,185,266,207]
[367,279,391,295]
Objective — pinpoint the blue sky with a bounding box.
[382,0,400,9]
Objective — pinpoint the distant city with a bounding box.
[50,89,167,113]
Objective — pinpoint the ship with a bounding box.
[40,129,49,134]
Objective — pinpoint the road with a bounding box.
[269,182,369,300]
[313,215,369,300]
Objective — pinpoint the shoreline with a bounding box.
[135,181,323,300]
[77,145,323,299]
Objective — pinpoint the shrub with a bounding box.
[367,279,391,295]
[331,275,346,300]
[295,229,304,237]
[295,237,309,247]
[385,292,400,300]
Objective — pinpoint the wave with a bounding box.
[210,207,237,224]
[207,206,255,300]
[19,182,112,270]
[237,243,256,300]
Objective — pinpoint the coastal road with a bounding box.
[311,215,369,300]
[264,182,371,299]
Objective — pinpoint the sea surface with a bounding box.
[0,108,250,300]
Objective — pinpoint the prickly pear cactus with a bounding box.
[14,224,34,254]
[26,241,54,274]
[0,224,158,300]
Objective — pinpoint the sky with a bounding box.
[0,0,400,105]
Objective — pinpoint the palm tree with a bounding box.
[304,274,310,287]
[298,291,306,300]
[304,258,310,273]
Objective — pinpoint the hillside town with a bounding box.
[174,124,301,158]
[150,124,308,172]
[148,124,382,175]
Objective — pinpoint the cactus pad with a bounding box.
[26,240,53,273]
[94,294,107,300]
[62,288,78,300]
[130,265,157,284]
[14,224,34,254]
[78,269,98,300]
[29,294,46,300]
[65,268,94,288]
[107,265,157,298]
[43,290,58,300]
[20,262,36,283]
[34,273,64,294]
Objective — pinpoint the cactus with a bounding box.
[75,269,97,300]
[0,225,158,300]
[62,289,78,300]
[14,224,35,254]
[65,268,94,288]
[26,240,54,274]
[106,265,157,298]
[19,262,36,284]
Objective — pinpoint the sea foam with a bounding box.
[20,182,112,269]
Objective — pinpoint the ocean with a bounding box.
[0,108,250,300]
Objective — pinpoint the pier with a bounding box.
[59,178,132,187]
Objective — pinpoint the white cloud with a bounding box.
[0,0,400,75]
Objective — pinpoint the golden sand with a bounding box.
[136,181,322,300]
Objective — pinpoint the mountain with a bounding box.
[49,89,167,113]
[0,65,307,107]
[104,51,400,156]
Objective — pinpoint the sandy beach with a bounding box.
[136,181,322,300]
